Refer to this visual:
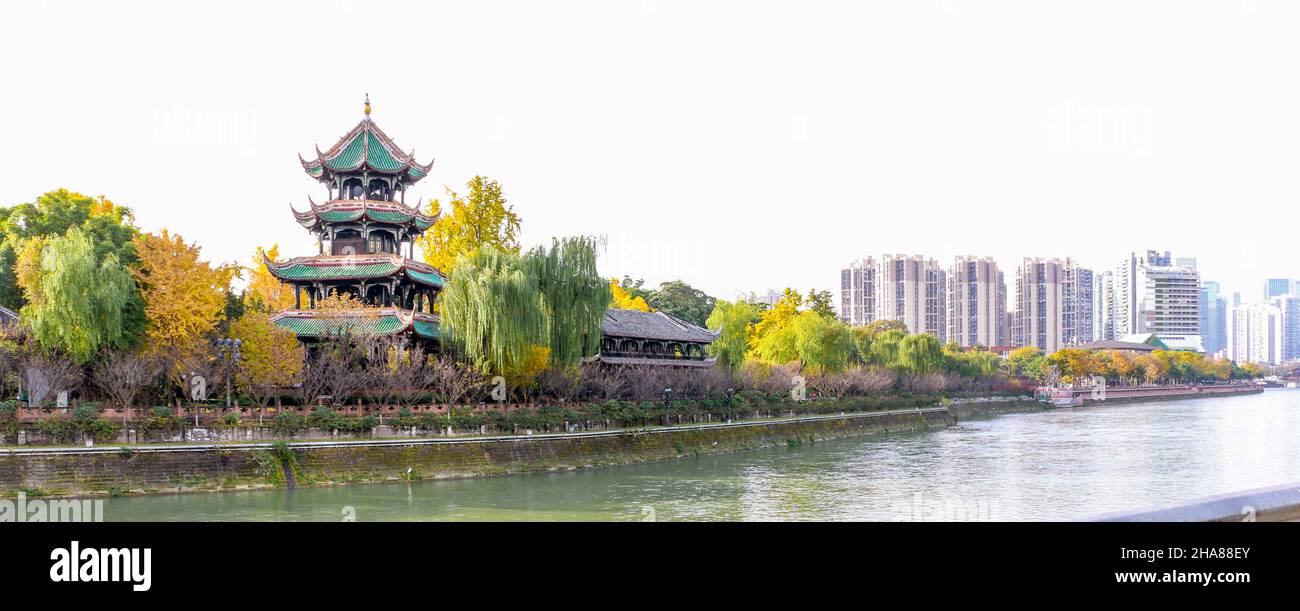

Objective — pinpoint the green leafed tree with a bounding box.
[645,280,716,327]
[805,289,836,320]
[705,299,761,373]
[897,333,944,375]
[866,328,907,367]
[18,227,136,363]
[441,236,608,374]
[525,236,609,367]
[789,310,855,372]
[440,246,546,374]
[0,189,146,347]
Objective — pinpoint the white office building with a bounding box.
[1103,250,1200,341]
[1228,303,1283,365]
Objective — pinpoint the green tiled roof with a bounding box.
[366,209,414,223]
[324,130,366,170]
[266,255,446,287]
[271,310,441,341]
[317,209,365,223]
[365,132,402,171]
[275,313,408,337]
[413,320,440,339]
[406,268,444,287]
[270,260,401,281]
[291,200,436,233]
[301,118,433,184]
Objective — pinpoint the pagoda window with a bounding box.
[332,229,365,256]
[342,177,364,200]
[367,230,395,254]
[367,178,391,201]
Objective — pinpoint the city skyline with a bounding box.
[3,2,1300,304]
[839,249,1300,364]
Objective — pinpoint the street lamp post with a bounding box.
[215,338,243,409]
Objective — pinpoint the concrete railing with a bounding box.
[1086,481,1300,522]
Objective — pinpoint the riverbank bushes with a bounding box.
[382,391,996,436]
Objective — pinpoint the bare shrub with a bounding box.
[22,350,82,408]
[903,371,956,394]
[625,365,673,401]
[537,367,584,403]
[430,356,483,405]
[583,365,627,401]
[94,351,163,420]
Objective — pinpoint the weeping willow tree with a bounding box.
[440,246,547,374]
[18,227,135,363]
[440,237,608,374]
[525,236,608,366]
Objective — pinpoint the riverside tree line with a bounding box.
[0,185,1262,443]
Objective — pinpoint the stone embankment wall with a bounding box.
[0,407,960,497]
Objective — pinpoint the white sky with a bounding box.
[1,1,1297,304]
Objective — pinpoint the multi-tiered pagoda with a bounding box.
[268,96,443,346]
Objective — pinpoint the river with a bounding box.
[99,389,1300,521]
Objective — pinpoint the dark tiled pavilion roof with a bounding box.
[601,309,719,344]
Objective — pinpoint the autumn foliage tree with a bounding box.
[417,176,522,272]
[610,278,651,311]
[131,230,237,384]
[230,310,304,412]
[244,244,296,312]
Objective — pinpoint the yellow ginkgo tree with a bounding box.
[417,176,522,272]
[131,230,237,386]
[609,278,652,312]
[244,244,297,312]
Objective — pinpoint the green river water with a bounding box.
[98,389,1300,521]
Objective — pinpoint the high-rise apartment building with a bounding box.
[839,257,877,326]
[877,254,946,341]
[946,256,1006,348]
[1061,261,1094,346]
[1013,258,1064,353]
[1011,258,1093,352]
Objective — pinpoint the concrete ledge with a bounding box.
[1086,481,1300,522]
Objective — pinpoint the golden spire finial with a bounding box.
[364,93,371,117]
